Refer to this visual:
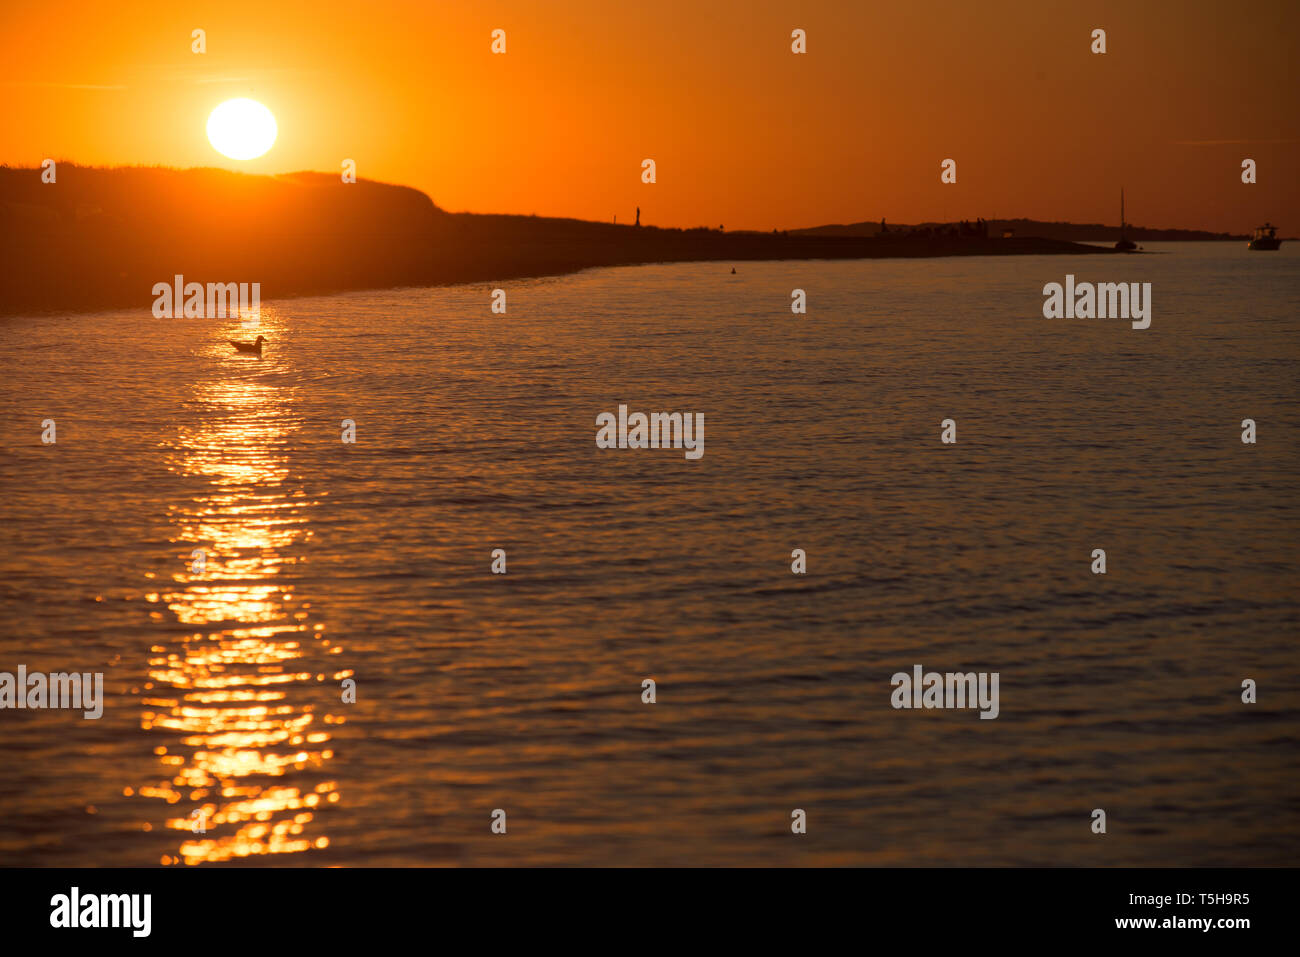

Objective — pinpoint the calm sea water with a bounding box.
[1,243,1297,866]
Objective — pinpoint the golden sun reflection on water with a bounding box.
[137,372,347,865]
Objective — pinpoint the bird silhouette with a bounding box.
[229,335,265,355]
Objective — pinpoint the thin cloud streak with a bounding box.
[3,81,126,90]
[1173,138,1300,145]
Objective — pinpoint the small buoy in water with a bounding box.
[730,267,736,274]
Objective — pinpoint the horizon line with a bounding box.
[0,160,1257,237]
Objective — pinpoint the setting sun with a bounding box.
[0,0,1297,906]
[206,98,277,161]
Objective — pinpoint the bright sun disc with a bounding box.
[207,98,277,160]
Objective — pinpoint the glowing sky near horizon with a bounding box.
[2,0,1297,232]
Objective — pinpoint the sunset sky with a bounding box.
[3,0,1297,232]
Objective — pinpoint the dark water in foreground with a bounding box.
[1,243,1297,866]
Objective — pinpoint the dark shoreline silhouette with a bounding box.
[2,165,1121,317]
[795,217,1250,243]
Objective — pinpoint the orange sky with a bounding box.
[2,0,1296,232]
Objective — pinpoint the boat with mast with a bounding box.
[1114,189,1137,251]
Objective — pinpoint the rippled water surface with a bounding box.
[1,244,1297,865]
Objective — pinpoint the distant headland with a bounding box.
[793,218,1248,243]
[2,164,1130,317]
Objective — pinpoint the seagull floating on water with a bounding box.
[229,335,265,355]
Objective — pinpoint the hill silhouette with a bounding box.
[1,165,1114,316]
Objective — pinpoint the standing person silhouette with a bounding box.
[635,206,640,227]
